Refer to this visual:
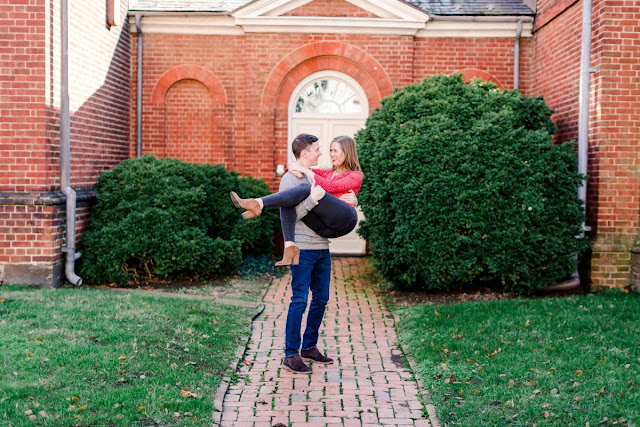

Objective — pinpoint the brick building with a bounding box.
[1,0,638,289]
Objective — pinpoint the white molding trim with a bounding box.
[234,17,425,34]
[129,15,245,35]
[418,20,533,38]
[129,15,533,38]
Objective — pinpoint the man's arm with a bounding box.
[279,172,318,220]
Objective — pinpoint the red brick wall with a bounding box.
[0,0,48,193]
[58,0,131,190]
[532,2,583,144]
[163,80,216,163]
[532,0,640,288]
[0,0,130,285]
[134,32,529,189]
[0,203,63,265]
[284,0,378,17]
[413,38,533,94]
[588,0,640,288]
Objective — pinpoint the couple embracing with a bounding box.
[230,133,362,373]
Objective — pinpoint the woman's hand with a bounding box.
[288,161,314,181]
[339,190,358,206]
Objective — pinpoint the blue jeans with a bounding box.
[284,249,331,357]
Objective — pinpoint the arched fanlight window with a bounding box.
[294,78,362,114]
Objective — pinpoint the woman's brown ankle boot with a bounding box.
[230,191,262,219]
[275,245,300,266]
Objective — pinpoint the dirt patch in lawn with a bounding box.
[384,283,590,307]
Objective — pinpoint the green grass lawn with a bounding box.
[395,289,640,426]
[0,283,257,426]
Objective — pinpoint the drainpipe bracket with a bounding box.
[589,66,598,73]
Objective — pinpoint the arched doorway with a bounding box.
[288,71,368,255]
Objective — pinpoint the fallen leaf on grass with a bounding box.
[486,348,502,357]
[444,374,457,384]
[180,390,198,398]
[542,410,550,418]
[38,410,47,418]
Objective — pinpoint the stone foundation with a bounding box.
[631,242,640,293]
[0,262,63,287]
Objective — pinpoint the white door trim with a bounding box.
[287,70,369,163]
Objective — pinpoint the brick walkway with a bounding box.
[220,257,432,427]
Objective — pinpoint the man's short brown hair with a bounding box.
[291,133,319,159]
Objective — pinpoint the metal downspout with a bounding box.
[578,0,595,212]
[514,19,523,91]
[60,0,82,286]
[136,13,143,158]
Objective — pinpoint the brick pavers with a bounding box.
[220,257,431,427]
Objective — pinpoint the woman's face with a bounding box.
[330,142,346,169]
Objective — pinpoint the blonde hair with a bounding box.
[331,135,361,172]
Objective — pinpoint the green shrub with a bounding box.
[356,74,589,293]
[79,156,279,284]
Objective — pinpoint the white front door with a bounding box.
[288,72,368,255]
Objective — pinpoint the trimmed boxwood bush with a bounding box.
[356,74,589,293]
[79,156,279,284]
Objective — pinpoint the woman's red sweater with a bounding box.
[312,169,363,206]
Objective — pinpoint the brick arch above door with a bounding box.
[151,65,226,104]
[260,41,393,112]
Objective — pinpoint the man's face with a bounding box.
[301,142,321,167]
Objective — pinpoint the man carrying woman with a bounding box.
[230,133,362,373]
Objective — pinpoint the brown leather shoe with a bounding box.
[282,354,312,373]
[300,346,334,364]
[230,191,262,219]
[275,245,300,266]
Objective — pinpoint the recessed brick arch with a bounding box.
[456,68,504,89]
[261,41,393,112]
[151,65,226,104]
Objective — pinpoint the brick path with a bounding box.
[220,257,432,426]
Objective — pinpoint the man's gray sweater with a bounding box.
[279,172,330,251]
